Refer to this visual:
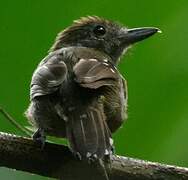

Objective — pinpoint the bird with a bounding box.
[25,16,159,161]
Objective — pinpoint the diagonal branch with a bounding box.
[0,107,32,136]
[0,132,188,180]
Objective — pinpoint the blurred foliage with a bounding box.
[0,0,188,179]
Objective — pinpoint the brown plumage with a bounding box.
[50,16,116,52]
[26,16,159,160]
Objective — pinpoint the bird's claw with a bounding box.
[33,128,46,149]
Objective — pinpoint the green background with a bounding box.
[0,0,188,179]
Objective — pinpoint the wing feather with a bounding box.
[73,58,119,89]
[30,54,67,99]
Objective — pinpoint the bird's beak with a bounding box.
[120,27,161,45]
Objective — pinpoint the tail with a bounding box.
[66,103,112,160]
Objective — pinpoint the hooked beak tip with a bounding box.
[157,28,162,33]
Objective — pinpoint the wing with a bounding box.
[73,58,119,89]
[30,53,67,100]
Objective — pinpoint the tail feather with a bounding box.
[83,111,99,153]
[103,118,112,154]
[90,107,111,157]
[90,107,106,158]
[66,105,112,159]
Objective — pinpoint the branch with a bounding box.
[0,132,187,180]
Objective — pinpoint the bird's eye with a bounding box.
[93,25,106,36]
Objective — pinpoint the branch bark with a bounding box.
[0,132,187,180]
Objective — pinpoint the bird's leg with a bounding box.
[33,128,46,149]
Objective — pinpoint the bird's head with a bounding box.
[50,16,160,63]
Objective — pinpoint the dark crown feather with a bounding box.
[49,16,115,52]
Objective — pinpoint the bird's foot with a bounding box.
[33,128,46,149]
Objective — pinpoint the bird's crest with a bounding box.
[72,16,113,26]
[49,16,115,52]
